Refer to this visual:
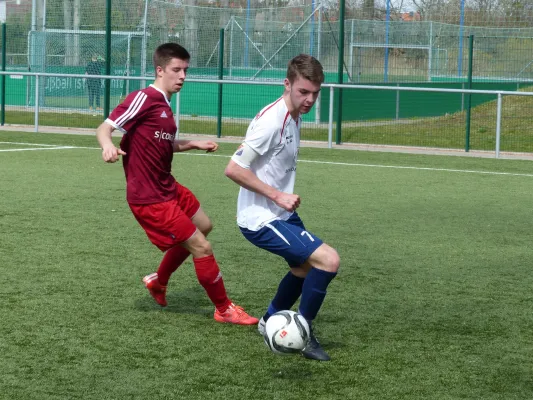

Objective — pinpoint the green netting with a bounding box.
[346,20,533,82]
[4,2,533,84]
[26,30,144,107]
[2,1,533,114]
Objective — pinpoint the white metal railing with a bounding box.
[0,71,532,158]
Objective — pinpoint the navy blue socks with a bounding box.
[263,271,305,321]
[263,267,337,323]
[298,267,337,322]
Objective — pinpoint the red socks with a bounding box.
[193,255,231,312]
[157,246,190,286]
[157,249,232,313]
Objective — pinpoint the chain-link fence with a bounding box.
[1,0,533,153]
[3,1,533,81]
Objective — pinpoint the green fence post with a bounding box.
[217,28,224,138]
[1,23,6,126]
[465,34,474,152]
[335,0,346,145]
[104,0,112,119]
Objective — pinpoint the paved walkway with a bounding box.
[1,123,532,161]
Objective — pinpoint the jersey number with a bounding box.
[301,231,315,242]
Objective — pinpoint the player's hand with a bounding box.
[198,141,218,153]
[275,192,301,212]
[101,145,126,163]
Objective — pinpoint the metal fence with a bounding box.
[4,2,533,85]
[1,70,533,157]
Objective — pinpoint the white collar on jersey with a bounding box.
[281,96,302,121]
[149,84,171,107]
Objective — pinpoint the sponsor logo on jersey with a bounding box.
[154,130,175,142]
[160,110,168,118]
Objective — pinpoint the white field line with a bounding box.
[1,141,532,178]
[0,141,98,152]
[0,141,67,147]
[297,159,533,178]
[178,153,533,178]
[0,146,78,152]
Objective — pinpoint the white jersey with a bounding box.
[233,97,301,231]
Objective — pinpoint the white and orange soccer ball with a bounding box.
[263,310,310,355]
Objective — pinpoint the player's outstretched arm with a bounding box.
[225,160,300,212]
[173,140,218,153]
[96,122,126,163]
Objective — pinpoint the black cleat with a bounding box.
[301,330,331,361]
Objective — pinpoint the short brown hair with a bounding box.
[286,54,324,85]
[153,43,190,70]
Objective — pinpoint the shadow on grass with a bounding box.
[134,286,213,318]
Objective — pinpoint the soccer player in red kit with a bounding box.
[95,42,258,325]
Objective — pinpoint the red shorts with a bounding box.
[129,184,201,252]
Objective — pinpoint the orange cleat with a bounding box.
[214,303,259,325]
[142,273,167,307]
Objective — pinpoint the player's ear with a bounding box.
[155,65,164,78]
[283,78,291,92]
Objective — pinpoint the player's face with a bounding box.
[157,57,189,95]
[285,75,321,115]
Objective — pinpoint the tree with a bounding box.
[36,0,45,29]
[411,0,460,23]
[158,4,169,43]
[62,0,81,66]
[499,0,533,25]
[363,0,375,19]
[183,0,199,66]
[219,0,231,28]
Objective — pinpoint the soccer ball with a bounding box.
[263,310,310,355]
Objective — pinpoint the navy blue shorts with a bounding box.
[240,212,323,268]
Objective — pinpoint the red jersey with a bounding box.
[106,85,177,205]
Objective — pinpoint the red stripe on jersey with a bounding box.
[256,97,282,120]
[279,111,290,144]
[115,91,147,127]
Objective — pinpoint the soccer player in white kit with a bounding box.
[225,54,340,361]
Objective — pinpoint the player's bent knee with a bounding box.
[307,244,340,273]
[184,234,213,258]
[315,246,340,273]
[327,248,341,273]
[194,240,213,258]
